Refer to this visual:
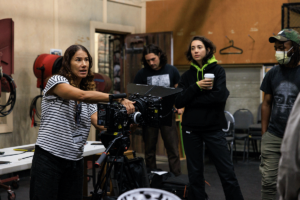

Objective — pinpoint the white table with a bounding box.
[0,142,105,175]
[0,142,105,197]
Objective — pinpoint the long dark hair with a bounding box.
[141,44,167,69]
[58,45,95,91]
[186,36,216,65]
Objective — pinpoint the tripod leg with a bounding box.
[124,157,139,188]
[92,155,96,188]
[111,164,119,196]
[94,158,107,192]
[92,157,115,199]
[110,156,139,197]
[110,156,132,196]
[92,157,108,200]
[110,158,124,196]
[117,158,125,195]
[102,161,116,197]
[107,145,126,196]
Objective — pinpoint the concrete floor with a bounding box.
[0,156,279,200]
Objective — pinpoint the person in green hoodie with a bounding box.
[175,36,244,200]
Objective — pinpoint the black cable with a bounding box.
[29,95,43,127]
[0,74,16,117]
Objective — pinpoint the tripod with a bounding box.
[91,135,139,200]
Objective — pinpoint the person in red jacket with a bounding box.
[175,36,244,200]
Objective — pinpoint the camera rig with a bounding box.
[95,83,182,164]
[92,84,182,199]
[96,92,163,161]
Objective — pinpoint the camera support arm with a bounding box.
[109,93,127,103]
[95,134,124,166]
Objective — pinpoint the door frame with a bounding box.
[90,21,135,71]
[89,21,135,141]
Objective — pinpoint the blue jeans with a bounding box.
[30,145,84,200]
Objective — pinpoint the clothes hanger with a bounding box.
[219,36,243,55]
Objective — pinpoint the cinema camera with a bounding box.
[92,84,182,199]
[95,83,182,164]
[96,92,161,159]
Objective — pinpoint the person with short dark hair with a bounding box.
[175,36,244,200]
[134,44,182,176]
[30,44,135,200]
[260,29,300,200]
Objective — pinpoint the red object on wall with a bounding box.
[33,54,62,89]
[94,73,112,93]
[1,77,12,93]
[33,54,112,92]
[0,18,14,95]
[0,18,14,75]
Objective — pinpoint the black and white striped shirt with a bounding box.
[36,75,97,161]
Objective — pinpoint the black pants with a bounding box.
[143,114,181,176]
[30,146,84,200]
[182,128,244,200]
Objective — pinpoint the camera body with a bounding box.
[96,84,182,156]
[97,94,162,131]
[97,93,163,153]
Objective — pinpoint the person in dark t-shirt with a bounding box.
[133,44,182,176]
[260,29,300,200]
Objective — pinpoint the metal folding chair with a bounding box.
[233,109,254,162]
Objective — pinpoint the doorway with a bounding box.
[94,31,173,94]
[94,31,174,157]
[95,33,125,94]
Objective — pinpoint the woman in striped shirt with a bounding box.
[30,44,135,200]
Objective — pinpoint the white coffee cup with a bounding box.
[204,73,215,89]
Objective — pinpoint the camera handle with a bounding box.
[109,93,127,103]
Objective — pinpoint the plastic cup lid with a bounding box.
[117,188,181,200]
[204,73,215,78]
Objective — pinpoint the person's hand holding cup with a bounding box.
[204,73,215,89]
[197,73,215,90]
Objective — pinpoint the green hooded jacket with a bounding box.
[190,55,218,90]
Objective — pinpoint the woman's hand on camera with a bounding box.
[197,79,212,90]
[120,99,135,114]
